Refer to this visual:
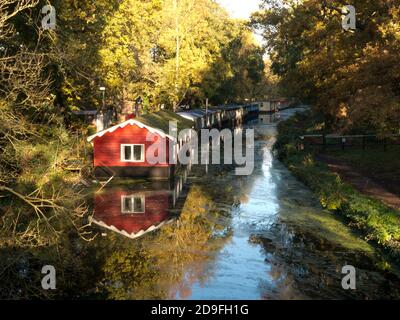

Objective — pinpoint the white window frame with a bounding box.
[121,144,145,162]
[121,195,145,214]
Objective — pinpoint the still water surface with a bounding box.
[2,108,400,299]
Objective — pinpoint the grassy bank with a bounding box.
[275,111,400,261]
[324,147,400,197]
[0,123,94,248]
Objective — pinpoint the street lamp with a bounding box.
[99,86,106,111]
[206,98,209,127]
[135,96,143,117]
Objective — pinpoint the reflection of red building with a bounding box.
[91,189,173,239]
[91,165,190,239]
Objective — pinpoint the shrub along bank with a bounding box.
[275,111,400,261]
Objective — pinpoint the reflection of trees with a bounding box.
[0,154,262,299]
[100,185,233,299]
[248,158,400,300]
[0,232,101,299]
[0,180,235,299]
[254,223,400,300]
[0,249,49,299]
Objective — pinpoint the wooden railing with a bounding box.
[298,134,400,151]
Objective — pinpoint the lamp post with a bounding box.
[206,98,209,128]
[99,86,106,111]
[135,96,143,117]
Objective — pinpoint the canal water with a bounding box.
[2,108,400,299]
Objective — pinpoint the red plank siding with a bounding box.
[94,190,170,235]
[93,124,170,167]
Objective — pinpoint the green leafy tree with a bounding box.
[252,0,400,134]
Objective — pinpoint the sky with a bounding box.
[217,0,264,44]
[217,0,262,19]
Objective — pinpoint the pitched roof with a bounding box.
[87,110,193,142]
[73,110,98,116]
[90,216,175,240]
[136,110,193,133]
[177,111,203,121]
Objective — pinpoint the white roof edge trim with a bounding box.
[176,114,198,121]
[87,119,175,142]
[89,217,175,239]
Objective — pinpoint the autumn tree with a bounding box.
[252,0,400,134]
[0,1,91,247]
[51,0,121,112]
[98,0,269,110]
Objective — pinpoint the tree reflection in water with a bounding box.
[0,164,239,299]
[2,110,400,300]
[99,183,234,300]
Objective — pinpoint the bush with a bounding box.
[275,112,400,260]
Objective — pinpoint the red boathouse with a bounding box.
[91,189,174,239]
[90,169,190,239]
[87,110,193,179]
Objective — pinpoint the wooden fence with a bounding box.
[298,134,400,151]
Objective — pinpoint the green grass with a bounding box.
[325,146,400,196]
[275,112,400,261]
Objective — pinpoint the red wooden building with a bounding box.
[90,169,190,239]
[91,188,174,239]
[87,110,193,179]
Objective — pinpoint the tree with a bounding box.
[0,0,91,248]
[208,23,268,104]
[98,0,269,110]
[99,0,162,111]
[252,0,400,134]
[53,0,120,112]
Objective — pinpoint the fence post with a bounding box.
[341,137,346,151]
[322,134,326,151]
[298,136,304,151]
[384,137,387,152]
[362,135,366,150]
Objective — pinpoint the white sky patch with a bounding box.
[217,0,265,45]
[217,0,262,19]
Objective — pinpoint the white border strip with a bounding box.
[87,119,175,142]
[89,216,175,239]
